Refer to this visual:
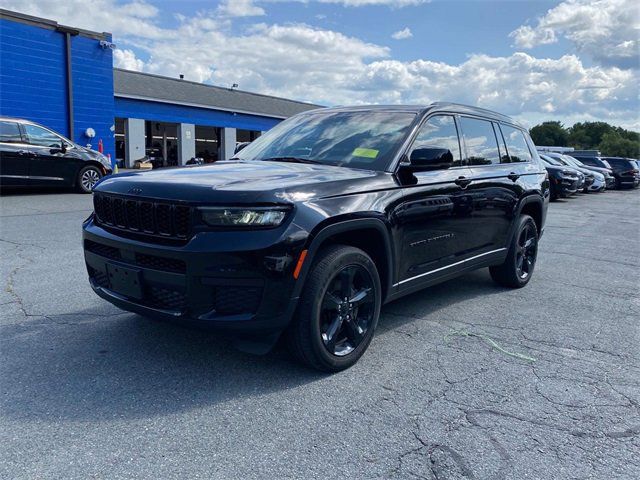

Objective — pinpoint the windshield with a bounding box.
[562,155,583,166]
[235,110,417,171]
[542,155,562,166]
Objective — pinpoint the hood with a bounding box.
[95,160,392,204]
[545,165,574,175]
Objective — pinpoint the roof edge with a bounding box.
[114,68,322,109]
[0,8,110,40]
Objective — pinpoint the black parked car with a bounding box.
[601,157,639,188]
[539,155,580,200]
[0,117,112,193]
[564,153,616,189]
[542,152,599,193]
[83,104,549,371]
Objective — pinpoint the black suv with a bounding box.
[601,157,639,188]
[0,117,112,193]
[83,104,549,371]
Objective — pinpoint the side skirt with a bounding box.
[385,248,507,303]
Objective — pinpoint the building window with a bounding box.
[237,129,261,143]
[195,126,220,163]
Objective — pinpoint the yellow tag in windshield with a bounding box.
[352,148,379,159]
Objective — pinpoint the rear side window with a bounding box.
[459,117,500,165]
[500,125,532,163]
[0,121,23,143]
[411,115,462,166]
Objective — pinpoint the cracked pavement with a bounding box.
[1,189,639,479]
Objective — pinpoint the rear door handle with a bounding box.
[17,150,29,156]
[454,176,472,188]
[508,172,520,182]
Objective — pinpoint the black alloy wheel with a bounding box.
[320,264,375,357]
[515,222,537,280]
[490,214,539,288]
[287,245,381,372]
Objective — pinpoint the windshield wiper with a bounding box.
[259,156,323,165]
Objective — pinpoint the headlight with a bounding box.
[198,206,289,227]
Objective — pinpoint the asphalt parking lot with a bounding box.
[1,189,639,479]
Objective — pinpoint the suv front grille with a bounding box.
[135,253,186,274]
[85,240,121,260]
[213,286,263,315]
[147,286,187,311]
[93,193,192,240]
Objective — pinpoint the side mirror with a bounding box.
[408,147,454,171]
[50,142,67,155]
[234,142,250,154]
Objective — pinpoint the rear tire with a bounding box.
[490,215,538,289]
[286,245,381,372]
[77,165,102,193]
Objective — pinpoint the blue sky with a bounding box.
[2,0,638,129]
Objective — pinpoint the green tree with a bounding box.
[598,132,640,158]
[568,122,615,149]
[529,121,568,146]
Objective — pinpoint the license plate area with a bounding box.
[106,263,143,299]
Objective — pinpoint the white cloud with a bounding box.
[0,0,637,129]
[391,27,413,40]
[318,0,428,6]
[218,0,265,17]
[510,0,640,69]
[113,48,145,71]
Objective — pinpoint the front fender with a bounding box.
[290,217,395,302]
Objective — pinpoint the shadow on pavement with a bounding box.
[1,270,507,422]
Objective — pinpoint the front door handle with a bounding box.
[17,150,30,156]
[508,172,520,182]
[454,176,472,188]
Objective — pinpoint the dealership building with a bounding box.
[0,9,318,167]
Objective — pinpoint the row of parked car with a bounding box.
[536,148,640,200]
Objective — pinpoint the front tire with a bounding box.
[77,165,102,193]
[286,245,381,372]
[490,215,539,288]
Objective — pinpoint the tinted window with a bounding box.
[236,111,416,171]
[605,158,633,170]
[0,121,23,143]
[24,124,63,147]
[501,125,532,163]
[410,115,461,167]
[459,117,500,165]
[574,156,595,166]
[541,155,562,166]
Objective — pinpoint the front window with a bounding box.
[23,124,67,148]
[235,110,417,171]
[410,115,462,166]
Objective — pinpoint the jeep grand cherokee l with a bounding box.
[83,104,549,371]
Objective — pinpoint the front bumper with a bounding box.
[83,216,303,333]
[557,177,579,196]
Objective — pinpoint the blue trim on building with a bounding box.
[114,97,280,132]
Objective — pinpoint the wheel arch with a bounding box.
[518,194,544,234]
[74,161,107,187]
[293,218,395,303]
